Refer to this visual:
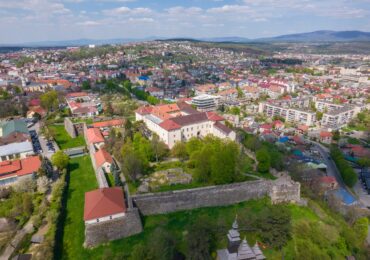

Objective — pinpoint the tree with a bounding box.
[14,178,36,193]
[353,217,369,244]
[211,141,239,184]
[130,243,149,260]
[37,176,50,193]
[171,142,188,161]
[358,158,370,168]
[111,164,122,186]
[147,228,176,260]
[258,206,291,249]
[51,151,69,171]
[256,148,271,173]
[40,90,59,112]
[82,81,91,90]
[121,140,145,181]
[150,134,168,162]
[316,111,323,121]
[105,101,114,116]
[186,218,214,260]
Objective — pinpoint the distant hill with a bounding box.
[1,30,369,47]
[258,30,370,42]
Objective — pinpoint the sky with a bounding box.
[0,0,369,44]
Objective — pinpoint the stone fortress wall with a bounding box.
[84,173,300,247]
[64,117,77,138]
[132,180,269,215]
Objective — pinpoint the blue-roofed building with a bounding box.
[0,119,28,138]
[278,136,289,143]
[334,188,357,205]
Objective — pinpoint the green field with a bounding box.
[49,125,85,150]
[56,157,363,259]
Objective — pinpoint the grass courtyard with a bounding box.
[49,125,85,150]
[55,155,361,259]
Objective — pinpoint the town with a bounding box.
[0,39,369,259]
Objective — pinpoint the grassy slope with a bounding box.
[57,156,358,259]
[49,125,85,150]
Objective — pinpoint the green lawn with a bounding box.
[56,156,361,260]
[56,156,97,260]
[49,125,85,150]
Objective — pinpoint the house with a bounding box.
[0,156,41,186]
[86,128,105,149]
[94,149,114,173]
[66,92,101,117]
[319,176,338,191]
[259,123,272,134]
[146,87,164,98]
[319,131,333,144]
[92,119,125,130]
[217,217,265,260]
[84,187,126,224]
[0,141,34,162]
[273,120,284,130]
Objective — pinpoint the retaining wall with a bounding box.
[84,208,143,248]
[132,179,271,216]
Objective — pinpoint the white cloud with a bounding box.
[128,17,154,23]
[77,20,101,26]
[207,5,251,14]
[104,6,152,16]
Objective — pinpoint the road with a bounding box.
[308,140,358,205]
[29,122,59,159]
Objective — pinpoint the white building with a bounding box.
[0,141,34,162]
[192,94,220,112]
[136,103,236,148]
[258,102,316,126]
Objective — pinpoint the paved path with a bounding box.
[0,221,34,260]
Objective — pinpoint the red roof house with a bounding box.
[86,128,105,145]
[319,131,333,144]
[0,156,41,185]
[84,187,126,222]
[94,149,114,172]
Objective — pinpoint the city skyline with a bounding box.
[0,0,370,44]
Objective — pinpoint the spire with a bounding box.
[232,214,238,230]
[237,237,255,260]
[252,242,266,260]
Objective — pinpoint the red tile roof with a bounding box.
[66,92,88,98]
[159,119,181,131]
[206,111,224,121]
[84,187,126,221]
[92,119,125,128]
[0,156,41,179]
[94,149,113,169]
[320,176,337,184]
[320,131,332,138]
[86,128,105,144]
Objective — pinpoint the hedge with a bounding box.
[330,146,357,188]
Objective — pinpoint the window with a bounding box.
[110,216,112,220]
[1,156,6,161]
[97,219,99,222]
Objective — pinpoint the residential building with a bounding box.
[84,187,126,224]
[85,128,105,149]
[321,106,356,128]
[258,102,316,126]
[94,148,114,174]
[191,94,219,112]
[66,92,102,117]
[0,141,34,162]
[0,156,41,186]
